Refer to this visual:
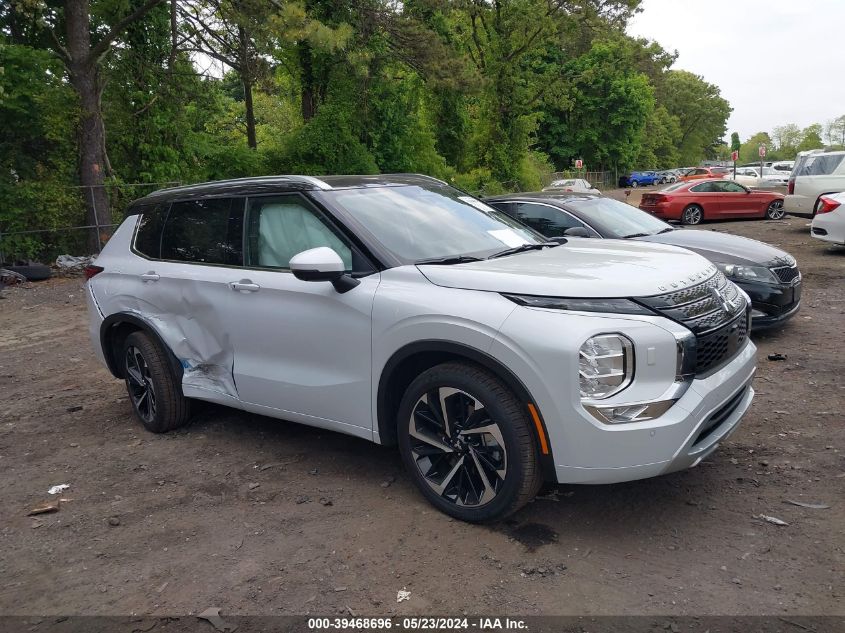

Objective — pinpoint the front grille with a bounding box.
[638,271,750,376]
[695,312,749,374]
[771,264,800,284]
[638,271,746,335]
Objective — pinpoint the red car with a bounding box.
[680,166,731,181]
[639,179,786,224]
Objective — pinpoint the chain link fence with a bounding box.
[0,182,179,265]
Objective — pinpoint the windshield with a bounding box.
[565,197,672,239]
[318,185,546,263]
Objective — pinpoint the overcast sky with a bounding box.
[627,0,845,142]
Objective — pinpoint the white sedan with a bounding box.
[542,178,598,193]
[724,167,789,189]
[811,191,845,245]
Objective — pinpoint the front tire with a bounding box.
[630,180,639,188]
[682,204,703,225]
[766,199,785,220]
[122,331,190,433]
[397,362,542,523]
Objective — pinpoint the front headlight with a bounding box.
[579,334,633,399]
[714,262,778,284]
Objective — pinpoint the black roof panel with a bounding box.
[132,173,448,208]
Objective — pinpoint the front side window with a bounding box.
[515,203,585,236]
[160,198,244,265]
[245,195,354,271]
[317,185,545,263]
[717,181,747,193]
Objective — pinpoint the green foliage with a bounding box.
[269,99,378,175]
[540,39,655,171]
[738,132,772,164]
[3,0,746,259]
[797,123,824,154]
[0,41,84,259]
[366,71,449,178]
[730,132,741,153]
[658,70,731,165]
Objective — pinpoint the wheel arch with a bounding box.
[376,340,556,480]
[100,312,183,381]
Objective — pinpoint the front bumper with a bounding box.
[739,279,802,330]
[552,340,756,484]
[811,209,845,245]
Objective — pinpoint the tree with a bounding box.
[771,123,801,159]
[730,131,741,153]
[540,38,655,171]
[797,123,823,153]
[180,0,278,149]
[8,0,171,248]
[739,131,772,164]
[657,70,731,165]
[824,115,845,147]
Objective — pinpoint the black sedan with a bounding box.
[484,192,801,330]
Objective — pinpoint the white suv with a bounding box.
[785,150,845,218]
[85,175,757,522]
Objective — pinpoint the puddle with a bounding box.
[508,522,558,552]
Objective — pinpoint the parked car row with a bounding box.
[87,173,767,523]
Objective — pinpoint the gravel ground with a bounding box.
[0,214,843,618]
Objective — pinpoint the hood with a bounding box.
[636,229,794,267]
[417,238,717,298]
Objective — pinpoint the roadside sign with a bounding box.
[575,159,583,169]
[731,150,739,162]
[759,145,767,158]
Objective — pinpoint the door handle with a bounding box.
[230,280,260,293]
[140,272,160,282]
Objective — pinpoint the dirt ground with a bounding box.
[0,210,843,618]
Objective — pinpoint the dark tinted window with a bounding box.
[514,203,585,236]
[134,203,168,258]
[160,198,244,265]
[488,201,517,217]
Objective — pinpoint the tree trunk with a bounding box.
[243,77,257,149]
[65,0,112,252]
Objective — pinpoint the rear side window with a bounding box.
[514,203,586,236]
[134,204,168,258]
[800,154,845,176]
[160,198,244,265]
[690,182,717,192]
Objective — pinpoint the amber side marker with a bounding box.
[527,403,549,455]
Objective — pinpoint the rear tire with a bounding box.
[682,204,704,225]
[122,331,190,433]
[766,199,785,220]
[397,362,543,523]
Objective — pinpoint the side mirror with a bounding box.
[563,227,592,238]
[289,247,360,293]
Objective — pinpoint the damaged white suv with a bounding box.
[86,174,757,522]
